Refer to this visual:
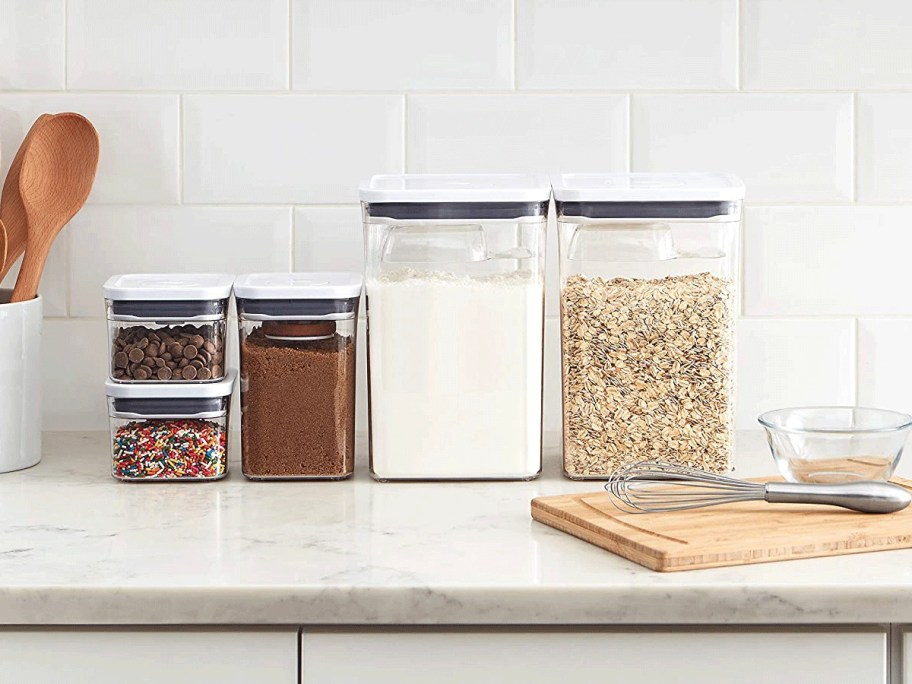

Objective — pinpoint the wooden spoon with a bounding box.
[0,219,8,282]
[0,114,53,281]
[11,113,99,303]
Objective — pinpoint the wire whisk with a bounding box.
[606,460,912,515]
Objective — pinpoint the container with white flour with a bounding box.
[360,174,550,480]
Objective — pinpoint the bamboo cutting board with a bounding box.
[531,477,912,572]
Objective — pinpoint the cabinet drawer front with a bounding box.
[0,629,298,684]
[302,630,886,684]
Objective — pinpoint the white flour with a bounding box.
[366,270,543,479]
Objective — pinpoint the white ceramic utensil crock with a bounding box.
[0,289,41,472]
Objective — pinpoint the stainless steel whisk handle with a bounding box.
[764,481,912,514]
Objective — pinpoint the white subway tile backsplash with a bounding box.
[68,206,292,317]
[517,0,737,90]
[632,95,853,202]
[407,95,627,173]
[742,0,912,90]
[858,319,912,415]
[744,206,912,316]
[0,0,64,90]
[293,206,364,273]
[66,0,288,90]
[42,320,108,430]
[857,94,912,203]
[736,319,855,430]
[0,94,179,204]
[183,95,404,204]
[292,0,512,90]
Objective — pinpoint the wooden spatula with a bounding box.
[0,114,53,281]
[11,113,99,303]
[0,219,8,281]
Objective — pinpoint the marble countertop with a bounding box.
[1,431,911,626]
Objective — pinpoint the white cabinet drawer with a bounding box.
[0,628,298,684]
[301,630,886,684]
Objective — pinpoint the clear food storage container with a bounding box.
[234,273,361,480]
[360,174,549,481]
[553,173,744,479]
[104,274,233,382]
[106,370,235,481]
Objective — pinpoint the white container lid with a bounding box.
[106,370,236,399]
[551,173,745,202]
[103,274,234,301]
[233,273,363,300]
[359,174,552,203]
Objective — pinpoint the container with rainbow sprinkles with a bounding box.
[105,371,236,481]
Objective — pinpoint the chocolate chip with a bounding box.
[203,340,216,354]
[190,334,205,348]
[155,357,166,368]
[128,348,144,363]
[166,361,177,370]
[172,368,183,379]
[182,365,198,380]
[156,367,172,380]
[114,351,129,369]
[197,368,211,380]
[179,358,189,369]
[183,345,198,360]
[133,366,151,380]
[137,337,149,350]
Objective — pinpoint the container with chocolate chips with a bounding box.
[104,274,234,383]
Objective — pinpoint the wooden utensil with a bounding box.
[531,476,912,572]
[0,114,53,281]
[0,219,8,280]
[11,113,99,303]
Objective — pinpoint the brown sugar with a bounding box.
[240,326,355,479]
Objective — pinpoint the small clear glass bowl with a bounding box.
[758,407,912,483]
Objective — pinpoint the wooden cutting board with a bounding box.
[531,477,912,572]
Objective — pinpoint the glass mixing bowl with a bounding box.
[758,407,912,483]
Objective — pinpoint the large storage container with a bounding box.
[553,173,744,479]
[360,174,549,480]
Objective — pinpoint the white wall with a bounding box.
[0,0,908,431]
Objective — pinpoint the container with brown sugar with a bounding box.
[234,273,361,480]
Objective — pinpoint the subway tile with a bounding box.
[67,0,287,90]
[293,206,364,273]
[42,320,109,430]
[517,0,736,89]
[744,206,912,316]
[736,319,855,431]
[632,94,853,202]
[68,206,292,317]
[743,0,912,89]
[184,95,404,204]
[0,233,69,317]
[0,0,64,90]
[858,319,912,415]
[408,95,627,173]
[292,0,512,90]
[0,94,179,204]
[857,94,912,202]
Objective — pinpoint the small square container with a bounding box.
[106,371,236,481]
[234,273,361,480]
[103,274,233,383]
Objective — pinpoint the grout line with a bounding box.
[852,317,860,404]
[511,0,518,90]
[287,0,293,90]
[178,94,185,204]
[63,0,69,88]
[851,91,859,203]
[626,94,633,172]
[735,0,742,90]
[13,87,912,96]
[402,94,408,172]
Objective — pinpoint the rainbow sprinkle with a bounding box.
[113,419,227,480]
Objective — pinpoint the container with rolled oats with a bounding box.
[553,173,744,479]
